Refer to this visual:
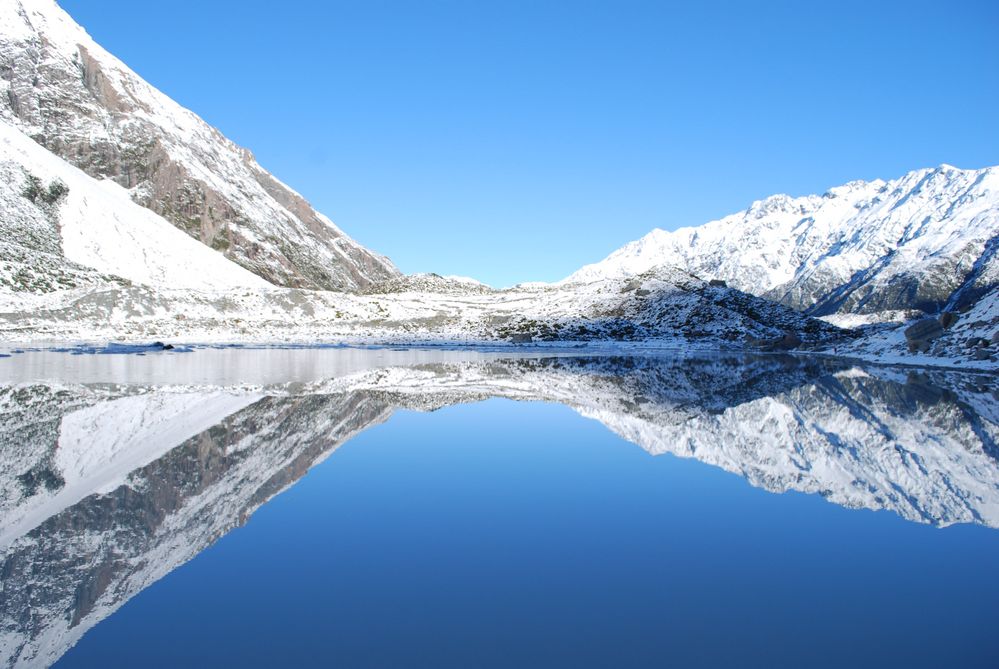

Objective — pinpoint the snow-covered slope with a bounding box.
[565,165,999,318]
[0,0,399,290]
[0,118,271,291]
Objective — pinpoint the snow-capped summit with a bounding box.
[0,0,399,291]
[564,164,999,318]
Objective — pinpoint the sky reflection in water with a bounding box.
[0,349,995,668]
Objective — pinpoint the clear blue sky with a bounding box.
[60,0,999,286]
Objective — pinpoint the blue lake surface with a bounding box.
[1,348,997,667]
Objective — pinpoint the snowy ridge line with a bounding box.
[563,164,999,320]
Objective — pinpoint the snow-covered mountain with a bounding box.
[565,165,999,319]
[2,352,997,667]
[0,127,852,356]
[0,0,398,290]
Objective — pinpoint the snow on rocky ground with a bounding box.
[363,272,496,295]
[0,264,844,355]
[837,285,999,371]
[1,268,993,371]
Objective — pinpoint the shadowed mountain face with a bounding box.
[1,352,997,667]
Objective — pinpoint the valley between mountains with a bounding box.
[1,0,996,371]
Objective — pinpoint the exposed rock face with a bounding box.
[0,0,399,291]
[0,116,272,292]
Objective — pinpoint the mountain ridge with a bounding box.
[564,163,999,320]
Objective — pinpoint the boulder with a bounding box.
[509,333,533,344]
[709,279,728,288]
[973,348,993,361]
[939,312,959,329]
[776,331,802,350]
[747,331,801,351]
[905,318,944,344]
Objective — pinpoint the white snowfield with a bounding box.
[565,164,999,317]
[0,119,271,290]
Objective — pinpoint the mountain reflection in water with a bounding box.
[0,349,997,668]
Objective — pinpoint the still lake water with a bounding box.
[1,346,998,668]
